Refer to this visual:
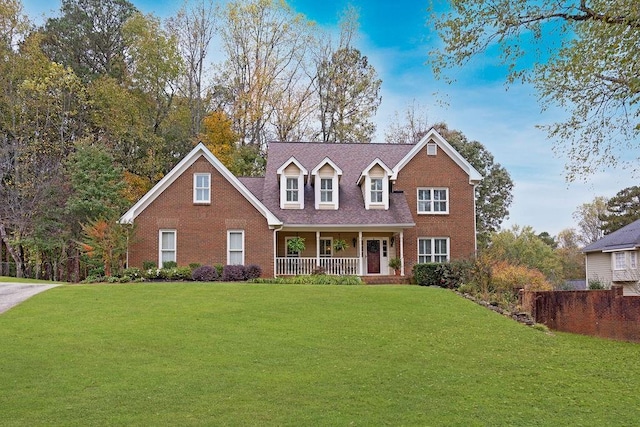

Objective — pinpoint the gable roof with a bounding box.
[310,157,343,178]
[391,128,483,184]
[357,158,393,185]
[583,219,640,253]
[119,143,282,227]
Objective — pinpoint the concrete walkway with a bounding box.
[0,283,60,314]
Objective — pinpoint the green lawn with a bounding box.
[1,283,638,426]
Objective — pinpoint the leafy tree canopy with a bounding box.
[430,0,640,180]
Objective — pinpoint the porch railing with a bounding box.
[276,257,360,276]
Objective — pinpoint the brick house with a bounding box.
[119,128,482,277]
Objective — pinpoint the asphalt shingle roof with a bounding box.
[254,142,417,227]
[582,219,640,253]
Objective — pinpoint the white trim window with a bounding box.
[228,230,244,265]
[320,178,333,203]
[193,173,211,204]
[631,252,638,269]
[370,178,383,203]
[159,230,176,267]
[286,177,299,202]
[418,238,449,263]
[417,188,449,214]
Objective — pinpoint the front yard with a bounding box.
[0,283,638,425]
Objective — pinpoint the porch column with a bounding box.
[316,231,320,269]
[400,230,405,276]
[358,231,363,275]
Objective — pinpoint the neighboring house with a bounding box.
[120,128,483,277]
[583,219,640,295]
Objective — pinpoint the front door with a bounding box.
[367,240,381,274]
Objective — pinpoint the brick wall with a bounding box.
[394,146,477,272]
[128,157,274,276]
[520,286,640,342]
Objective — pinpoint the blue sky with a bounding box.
[23,0,638,236]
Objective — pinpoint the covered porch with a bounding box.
[273,228,406,277]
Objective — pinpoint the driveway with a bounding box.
[0,283,60,314]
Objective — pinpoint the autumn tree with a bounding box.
[198,110,238,167]
[40,0,137,82]
[600,186,640,235]
[483,225,564,283]
[430,0,640,180]
[384,100,430,145]
[573,195,608,245]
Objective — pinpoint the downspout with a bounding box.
[400,230,405,276]
[273,226,283,277]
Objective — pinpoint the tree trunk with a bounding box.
[0,223,23,278]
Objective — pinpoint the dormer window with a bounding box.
[286,177,299,202]
[320,178,333,202]
[311,157,342,210]
[370,178,383,203]
[358,158,392,210]
[277,157,307,209]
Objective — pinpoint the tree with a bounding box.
[483,225,564,283]
[314,7,381,143]
[600,186,640,235]
[198,110,238,167]
[430,0,640,180]
[434,123,514,248]
[214,0,315,147]
[384,100,430,145]
[537,231,557,249]
[573,196,608,245]
[40,0,137,82]
[166,0,218,136]
[556,228,585,280]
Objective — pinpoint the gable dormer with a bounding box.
[357,159,392,210]
[277,157,308,209]
[311,157,342,210]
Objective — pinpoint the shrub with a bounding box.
[413,263,441,286]
[189,263,202,271]
[142,260,156,270]
[222,265,247,281]
[588,277,606,290]
[491,261,552,293]
[122,267,143,282]
[167,266,192,281]
[214,263,224,277]
[251,275,362,285]
[192,265,219,282]
[163,261,178,269]
[245,264,262,280]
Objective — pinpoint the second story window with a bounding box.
[370,178,383,203]
[194,173,211,204]
[286,177,299,202]
[418,188,449,214]
[320,178,333,202]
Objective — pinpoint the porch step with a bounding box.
[362,275,411,285]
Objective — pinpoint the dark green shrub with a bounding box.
[168,266,193,281]
[189,263,202,271]
[192,265,219,282]
[142,260,156,270]
[122,267,143,282]
[413,263,441,286]
[214,263,224,277]
[163,261,178,269]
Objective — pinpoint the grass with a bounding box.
[1,283,639,426]
[0,276,62,284]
